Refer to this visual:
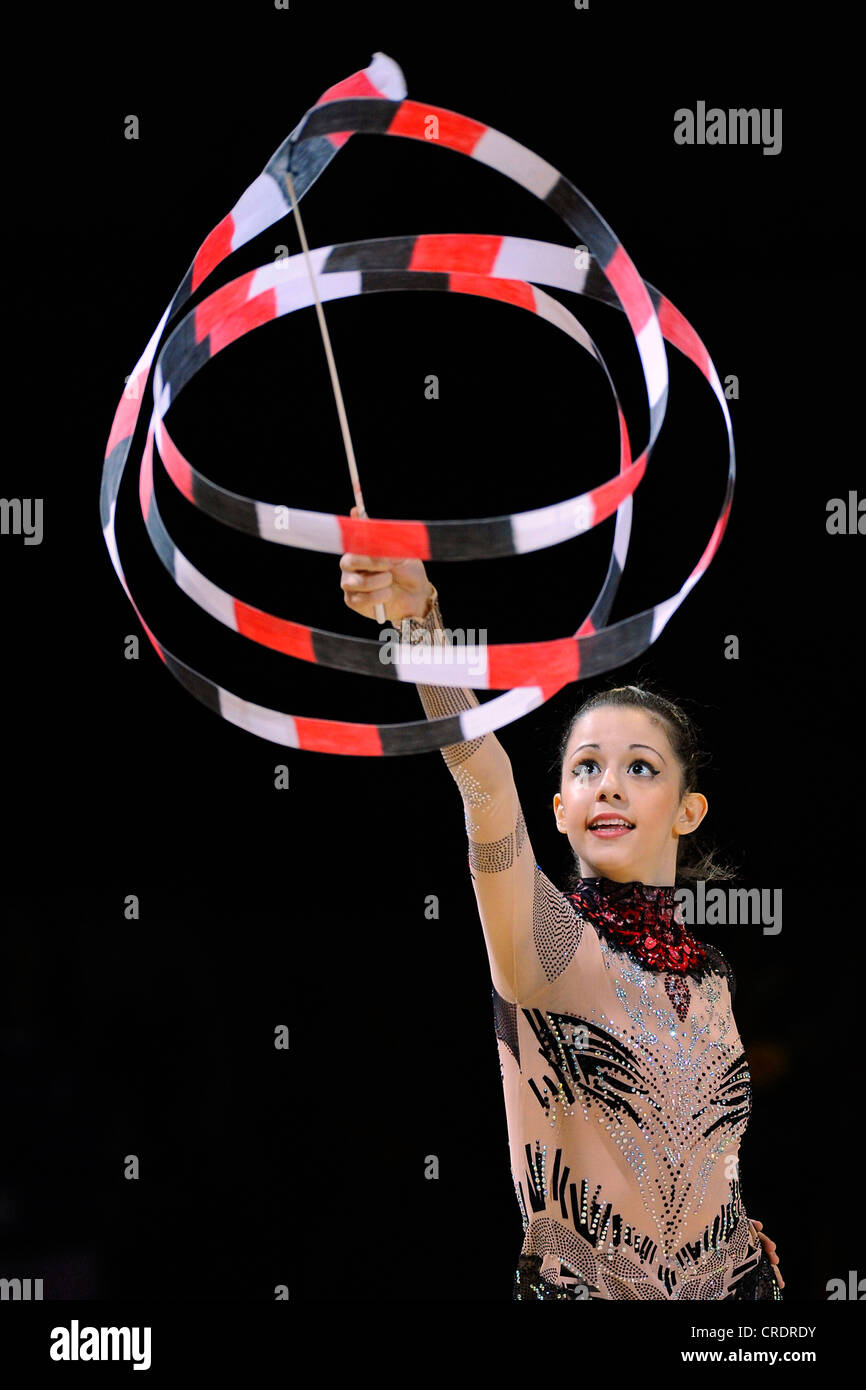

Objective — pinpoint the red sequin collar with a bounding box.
[567,876,707,975]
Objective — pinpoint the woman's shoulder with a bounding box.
[693,938,738,1003]
[528,862,601,983]
[533,861,585,917]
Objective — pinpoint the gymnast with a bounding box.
[339,505,783,1301]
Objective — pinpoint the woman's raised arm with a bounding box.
[338,519,537,1000]
[405,585,536,1000]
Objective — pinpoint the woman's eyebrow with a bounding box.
[571,742,667,765]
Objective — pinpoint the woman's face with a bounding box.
[553,705,707,885]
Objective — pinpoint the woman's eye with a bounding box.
[572,758,657,776]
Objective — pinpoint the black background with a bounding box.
[1,0,861,1348]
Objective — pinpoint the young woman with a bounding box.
[340,508,783,1301]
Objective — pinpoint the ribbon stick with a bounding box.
[283,160,386,627]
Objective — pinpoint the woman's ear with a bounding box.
[677,791,708,838]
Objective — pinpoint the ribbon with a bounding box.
[101,50,734,756]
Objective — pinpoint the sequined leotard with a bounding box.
[408,590,781,1302]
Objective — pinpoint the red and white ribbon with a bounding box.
[101,51,734,756]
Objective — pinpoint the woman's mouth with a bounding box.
[587,818,635,838]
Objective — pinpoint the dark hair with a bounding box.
[551,680,739,892]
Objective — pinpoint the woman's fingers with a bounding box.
[342,570,392,593]
[753,1220,784,1285]
[342,572,394,612]
[345,585,393,606]
[752,1222,777,1255]
[340,553,393,573]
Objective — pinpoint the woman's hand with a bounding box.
[339,505,434,625]
[751,1220,784,1289]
